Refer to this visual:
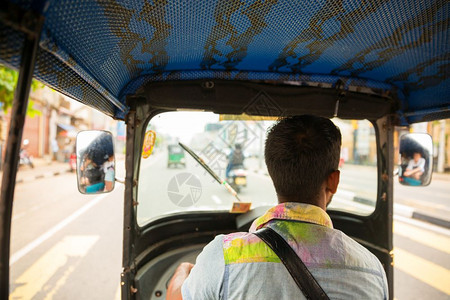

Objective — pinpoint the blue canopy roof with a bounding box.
[1,0,449,123]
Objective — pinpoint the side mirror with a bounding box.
[76,131,115,194]
[398,133,433,186]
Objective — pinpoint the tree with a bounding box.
[0,64,43,117]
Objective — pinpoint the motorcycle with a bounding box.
[19,140,34,168]
[226,164,247,193]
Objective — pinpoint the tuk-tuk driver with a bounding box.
[167,115,388,299]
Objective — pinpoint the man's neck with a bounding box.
[277,196,326,211]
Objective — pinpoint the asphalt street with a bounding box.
[7,154,450,299]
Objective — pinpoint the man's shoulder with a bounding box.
[221,231,280,265]
[223,231,254,241]
[213,227,383,272]
[334,229,385,272]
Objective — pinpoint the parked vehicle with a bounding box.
[69,152,77,172]
[0,1,448,299]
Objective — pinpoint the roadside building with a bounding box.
[1,85,114,165]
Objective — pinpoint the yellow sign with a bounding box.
[230,202,252,213]
[142,130,156,159]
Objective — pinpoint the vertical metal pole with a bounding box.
[386,117,394,300]
[0,16,43,297]
[376,116,394,300]
[122,103,137,299]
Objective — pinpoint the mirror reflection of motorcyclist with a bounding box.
[79,132,114,193]
[79,154,104,193]
[226,143,244,177]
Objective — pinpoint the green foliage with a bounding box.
[0,66,17,111]
[0,65,43,117]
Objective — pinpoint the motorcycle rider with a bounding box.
[226,143,244,177]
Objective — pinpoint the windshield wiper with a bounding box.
[179,142,251,213]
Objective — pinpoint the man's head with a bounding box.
[413,152,422,162]
[265,115,341,208]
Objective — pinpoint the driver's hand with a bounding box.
[166,262,194,300]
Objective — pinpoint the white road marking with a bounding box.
[212,195,222,204]
[334,189,356,201]
[10,193,108,266]
[12,212,26,221]
[394,221,450,254]
[394,215,450,237]
[393,203,415,218]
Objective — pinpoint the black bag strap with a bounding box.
[253,227,330,300]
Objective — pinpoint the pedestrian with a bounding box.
[51,139,59,161]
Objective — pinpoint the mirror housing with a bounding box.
[76,131,115,194]
[398,133,433,186]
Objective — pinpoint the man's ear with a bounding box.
[326,170,340,194]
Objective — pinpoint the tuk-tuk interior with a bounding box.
[0,1,448,299]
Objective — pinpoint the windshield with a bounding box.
[137,112,377,226]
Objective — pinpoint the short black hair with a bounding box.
[265,115,341,204]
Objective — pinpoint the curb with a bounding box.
[394,204,450,229]
[411,212,450,229]
[16,170,72,184]
[14,158,126,185]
